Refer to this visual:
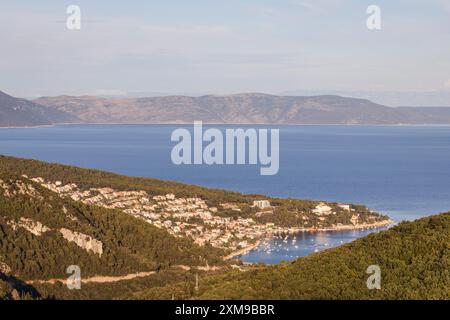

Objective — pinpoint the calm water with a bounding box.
[1,124,450,263]
[242,227,388,264]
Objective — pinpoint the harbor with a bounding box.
[237,225,391,264]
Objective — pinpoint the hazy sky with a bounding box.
[1,0,450,99]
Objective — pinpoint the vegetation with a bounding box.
[0,174,225,281]
[32,269,223,300]
[2,155,446,300]
[0,155,252,205]
[128,213,450,300]
[0,279,8,298]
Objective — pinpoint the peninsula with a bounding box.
[0,155,391,262]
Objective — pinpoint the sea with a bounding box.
[1,124,450,263]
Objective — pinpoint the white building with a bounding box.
[312,203,333,216]
[338,204,351,211]
[253,200,271,209]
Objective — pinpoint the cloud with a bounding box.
[289,0,345,12]
[1,2,449,96]
[289,1,314,10]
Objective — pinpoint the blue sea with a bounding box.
[1,124,450,263]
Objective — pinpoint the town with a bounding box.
[26,176,391,257]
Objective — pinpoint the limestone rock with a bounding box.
[59,228,103,257]
[7,217,51,236]
[0,261,11,274]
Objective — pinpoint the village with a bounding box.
[27,177,390,255]
[29,177,272,252]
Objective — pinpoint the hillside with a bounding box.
[0,155,390,299]
[0,91,76,127]
[2,90,450,126]
[0,155,447,300]
[129,213,450,300]
[35,93,450,125]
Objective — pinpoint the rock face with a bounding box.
[4,215,103,256]
[59,228,103,257]
[7,218,51,236]
[0,261,11,274]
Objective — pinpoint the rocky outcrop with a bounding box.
[0,261,11,275]
[59,228,103,257]
[0,179,43,200]
[4,215,103,257]
[7,217,51,236]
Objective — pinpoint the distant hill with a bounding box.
[3,90,450,126]
[396,106,450,124]
[281,89,450,107]
[0,91,76,127]
[35,93,450,125]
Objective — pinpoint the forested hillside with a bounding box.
[127,213,450,300]
[0,176,225,273]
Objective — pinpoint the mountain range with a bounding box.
[2,90,450,126]
[0,91,77,127]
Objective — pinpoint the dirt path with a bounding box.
[26,264,227,285]
[27,271,156,285]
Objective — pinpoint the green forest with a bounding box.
[4,212,446,300]
[154,213,449,300]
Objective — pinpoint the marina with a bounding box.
[239,226,390,264]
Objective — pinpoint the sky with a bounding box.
[1,0,450,105]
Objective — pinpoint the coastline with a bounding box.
[3,122,450,129]
[225,218,394,260]
[224,240,262,260]
[0,124,56,129]
[272,218,395,235]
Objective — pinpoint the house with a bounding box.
[253,200,271,209]
[312,203,333,215]
[338,204,351,211]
